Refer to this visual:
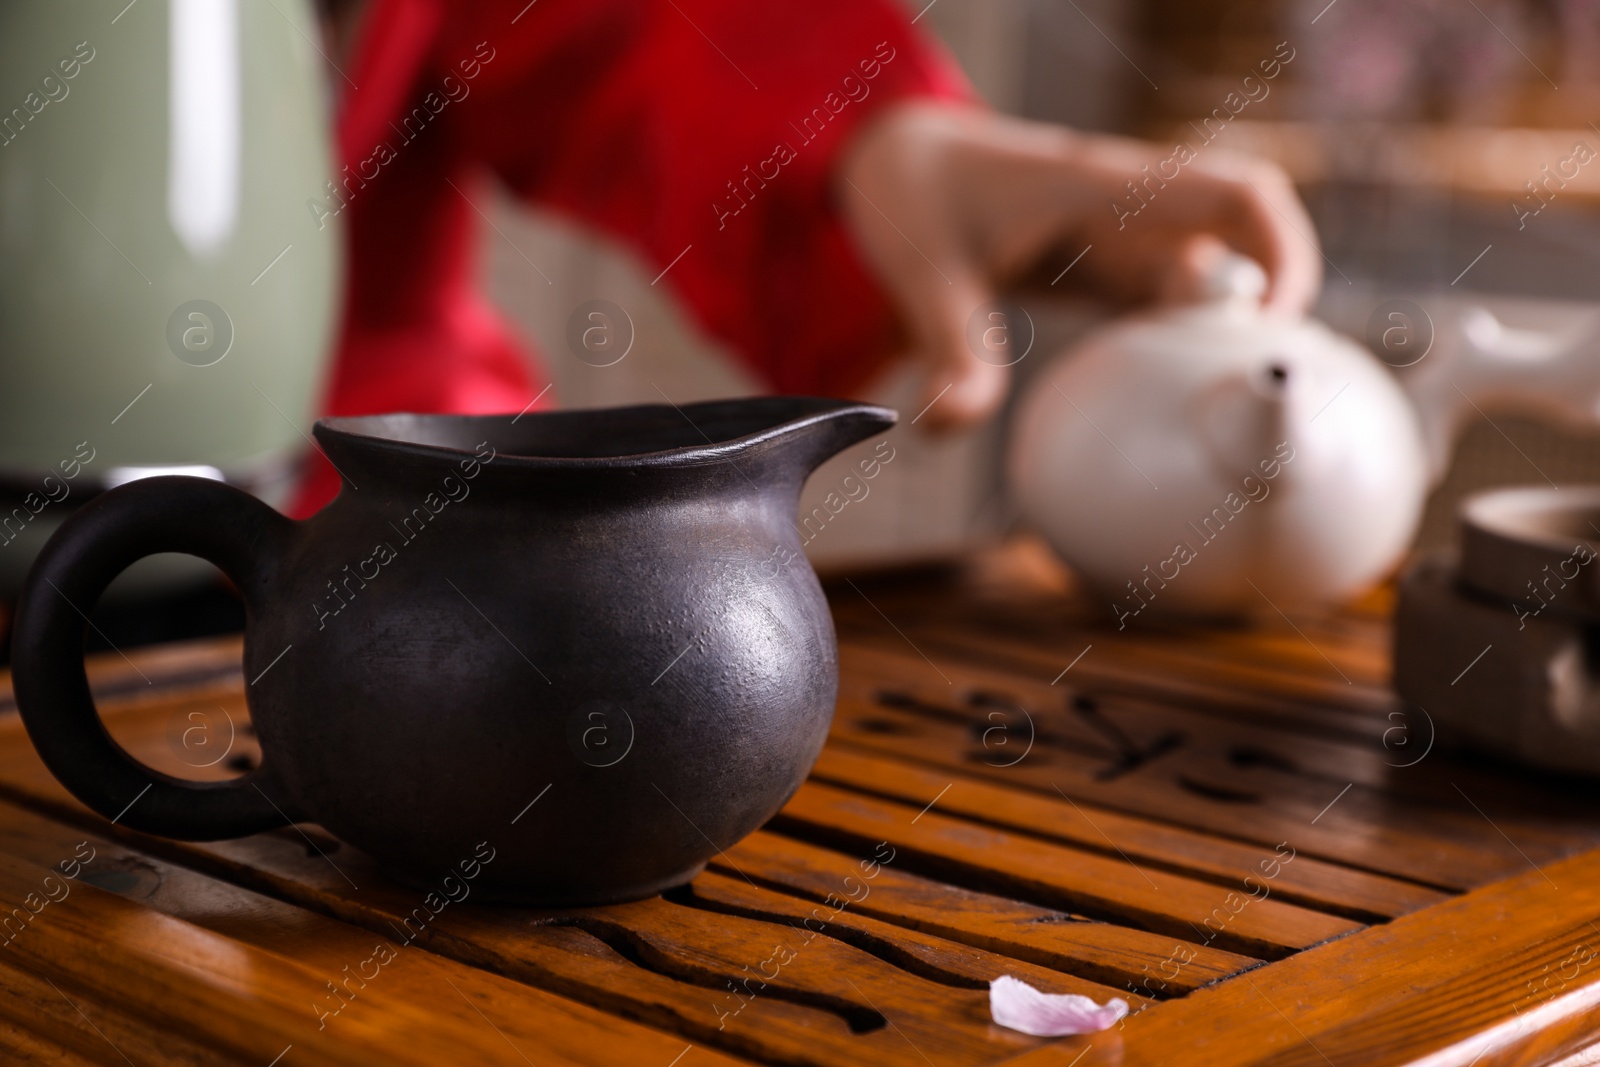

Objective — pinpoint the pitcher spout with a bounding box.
[749,397,898,483]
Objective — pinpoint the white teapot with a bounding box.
[1008,256,1429,622]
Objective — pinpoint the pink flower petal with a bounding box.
[989,975,1129,1037]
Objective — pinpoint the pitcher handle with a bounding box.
[11,476,301,839]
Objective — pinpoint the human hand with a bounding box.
[835,101,1322,431]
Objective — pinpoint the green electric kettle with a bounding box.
[0,0,339,601]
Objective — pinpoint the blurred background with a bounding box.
[8,0,1600,653]
[483,0,1600,566]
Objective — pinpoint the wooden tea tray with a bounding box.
[1,538,1599,1065]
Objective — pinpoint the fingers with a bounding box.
[1156,234,1233,305]
[1185,157,1322,315]
[833,104,1326,436]
[1069,227,1226,308]
[1238,171,1322,315]
[1089,145,1322,316]
[837,206,1010,431]
[883,265,1011,433]
[911,290,1012,432]
[835,105,1012,433]
[912,353,1010,432]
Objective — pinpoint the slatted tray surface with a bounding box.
[4,538,1600,1065]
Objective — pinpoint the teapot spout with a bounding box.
[1194,363,1292,480]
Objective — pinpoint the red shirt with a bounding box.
[288,0,969,515]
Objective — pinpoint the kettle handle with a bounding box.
[11,476,302,839]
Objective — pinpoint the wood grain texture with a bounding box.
[0,962,240,1067]
[824,540,1394,715]
[1,537,1599,1065]
[808,744,1447,921]
[828,642,1600,890]
[155,830,1072,1067]
[0,802,745,1067]
[1000,848,1600,1067]
[774,780,1360,959]
[0,1022,100,1067]
[0,848,543,1067]
[719,830,1256,994]
[0,797,745,1067]
[0,701,1066,1066]
[0,634,243,716]
[679,868,1141,996]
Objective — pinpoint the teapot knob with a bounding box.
[1200,252,1268,309]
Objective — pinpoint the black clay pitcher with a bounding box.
[12,397,895,904]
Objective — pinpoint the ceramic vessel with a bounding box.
[12,398,895,904]
[1394,487,1600,775]
[0,0,339,599]
[1456,486,1600,622]
[1009,257,1428,619]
